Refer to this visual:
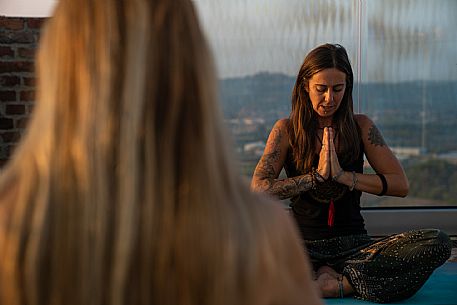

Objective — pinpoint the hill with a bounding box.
[219,72,457,153]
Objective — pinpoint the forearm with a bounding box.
[337,171,409,197]
[251,174,314,200]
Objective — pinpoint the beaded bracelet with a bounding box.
[311,167,324,184]
[314,171,325,183]
[349,171,358,191]
[337,275,344,298]
[310,170,317,190]
[332,168,344,182]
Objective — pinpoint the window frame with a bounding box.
[362,207,457,238]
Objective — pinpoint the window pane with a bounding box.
[360,0,457,207]
[194,0,457,207]
[194,0,362,178]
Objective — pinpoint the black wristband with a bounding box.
[376,173,388,196]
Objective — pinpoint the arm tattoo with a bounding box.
[368,124,386,146]
[252,126,281,189]
[267,174,314,200]
[252,125,314,200]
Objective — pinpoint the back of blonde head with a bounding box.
[0,1,320,305]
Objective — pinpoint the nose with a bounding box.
[325,89,334,104]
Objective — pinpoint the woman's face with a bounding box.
[306,68,346,118]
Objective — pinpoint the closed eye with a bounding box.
[315,85,327,93]
[334,84,345,92]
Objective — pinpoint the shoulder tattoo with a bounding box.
[253,125,282,180]
[269,124,283,148]
[368,124,386,146]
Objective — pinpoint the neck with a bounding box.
[318,118,333,129]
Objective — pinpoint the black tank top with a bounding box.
[284,143,367,240]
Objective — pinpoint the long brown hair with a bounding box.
[288,43,361,173]
[0,1,315,305]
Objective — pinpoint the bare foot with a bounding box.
[316,266,340,279]
[314,266,354,298]
[315,272,339,298]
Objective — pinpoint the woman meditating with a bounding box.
[0,1,323,305]
[251,43,452,303]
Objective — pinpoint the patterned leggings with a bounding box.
[304,229,452,303]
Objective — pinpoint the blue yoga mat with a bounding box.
[325,262,457,305]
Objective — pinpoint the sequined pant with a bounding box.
[304,229,452,303]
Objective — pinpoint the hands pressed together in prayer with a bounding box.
[316,127,344,182]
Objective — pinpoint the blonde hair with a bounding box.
[0,1,319,305]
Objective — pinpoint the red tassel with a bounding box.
[328,199,335,227]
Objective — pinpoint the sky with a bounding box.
[193,0,457,82]
[2,0,456,81]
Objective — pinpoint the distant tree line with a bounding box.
[404,159,457,204]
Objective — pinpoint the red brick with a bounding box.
[0,131,21,143]
[33,32,42,43]
[0,46,15,58]
[6,104,26,115]
[20,90,35,101]
[0,17,25,30]
[15,117,29,128]
[23,77,36,87]
[0,118,14,129]
[18,47,37,59]
[0,91,16,102]
[27,104,35,114]
[0,61,34,73]
[27,18,47,29]
[0,76,20,87]
[0,32,36,44]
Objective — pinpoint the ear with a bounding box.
[304,80,309,93]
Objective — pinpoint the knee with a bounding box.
[436,229,452,255]
[423,228,451,249]
[411,228,450,244]
[420,229,452,263]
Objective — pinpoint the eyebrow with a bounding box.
[315,83,345,87]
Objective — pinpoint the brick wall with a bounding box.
[0,16,46,167]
